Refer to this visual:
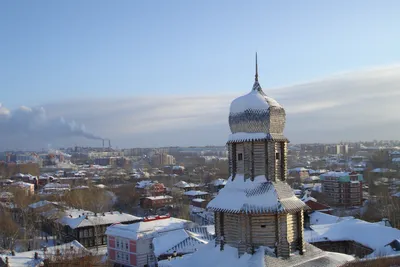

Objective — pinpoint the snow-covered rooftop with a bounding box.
[153,228,210,257]
[212,178,227,186]
[146,196,173,201]
[0,241,87,267]
[136,180,156,188]
[192,198,206,203]
[174,181,198,188]
[371,168,397,173]
[184,190,209,196]
[106,216,192,240]
[158,242,354,267]
[309,211,353,225]
[43,183,70,189]
[207,175,307,214]
[58,209,141,229]
[305,216,400,258]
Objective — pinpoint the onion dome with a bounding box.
[228,54,286,135]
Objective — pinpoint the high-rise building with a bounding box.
[151,153,176,167]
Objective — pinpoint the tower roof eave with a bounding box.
[206,176,308,214]
[227,133,288,144]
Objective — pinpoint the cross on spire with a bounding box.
[255,52,258,82]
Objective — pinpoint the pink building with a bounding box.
[106,215,191,267]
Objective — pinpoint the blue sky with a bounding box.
[2,0,400,108]
[1,1,400,148]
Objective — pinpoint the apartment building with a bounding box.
[320,171,363,207]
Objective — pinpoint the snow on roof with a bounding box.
[158,242,354,267]
[136,180,155,188]
[0,240,87,267]
[184,190,209,196]
[106,216,191,240]
[212,178,227,186]
[308,169,327,174]
[172,166,185,170]
[207,175,307,214]
[154,227,212,257]
[12,181,33,188]
[371,168,396,173]
[309,211,353,225]
[229,86,282,115]
[305,218,400,257]
[28,200,53,209]
[392,192,400,198]
[320,171,350,177]
[174,181,198,188]
[289,167,309,172]
[293,189,302,195]
[43,183,70,189]
[192,198,206,203]
[58,209,141,229]
[146,196,173,201]
[302,196,317,202]
[153,229,190,256]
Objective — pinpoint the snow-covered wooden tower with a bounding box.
[207,54,308,258]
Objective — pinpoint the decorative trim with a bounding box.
[227,134,288,144]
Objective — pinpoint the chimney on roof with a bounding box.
[102,213,105,216]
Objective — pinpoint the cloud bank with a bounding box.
[2,64,400,149]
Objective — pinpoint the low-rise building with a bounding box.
[106,215,204,267]
[183,190,209,201]
[141,196,173,209]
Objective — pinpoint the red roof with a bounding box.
[305,200,331,211]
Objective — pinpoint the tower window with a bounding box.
[238,153,243,161]
[276,152,279,160]
[261,225,266,228]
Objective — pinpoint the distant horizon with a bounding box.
[1,138,400,153]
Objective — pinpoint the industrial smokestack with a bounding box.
[108,139,111,148]
[102,139,104,148]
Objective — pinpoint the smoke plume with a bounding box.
[0,104,102,149]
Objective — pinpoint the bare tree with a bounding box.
[63,187,113,213]
[0,208,20,250]
[7,187,40,243]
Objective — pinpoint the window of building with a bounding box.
[275,152,279,160]
[261,225,266,228]
[116,239,120,249]
[238,153,243,161]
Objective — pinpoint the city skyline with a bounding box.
[2,1,400,149]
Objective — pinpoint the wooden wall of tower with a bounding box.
[228,140,288,182]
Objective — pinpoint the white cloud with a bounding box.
[2,64,400,149]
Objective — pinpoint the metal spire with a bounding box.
[255,52,259,82]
